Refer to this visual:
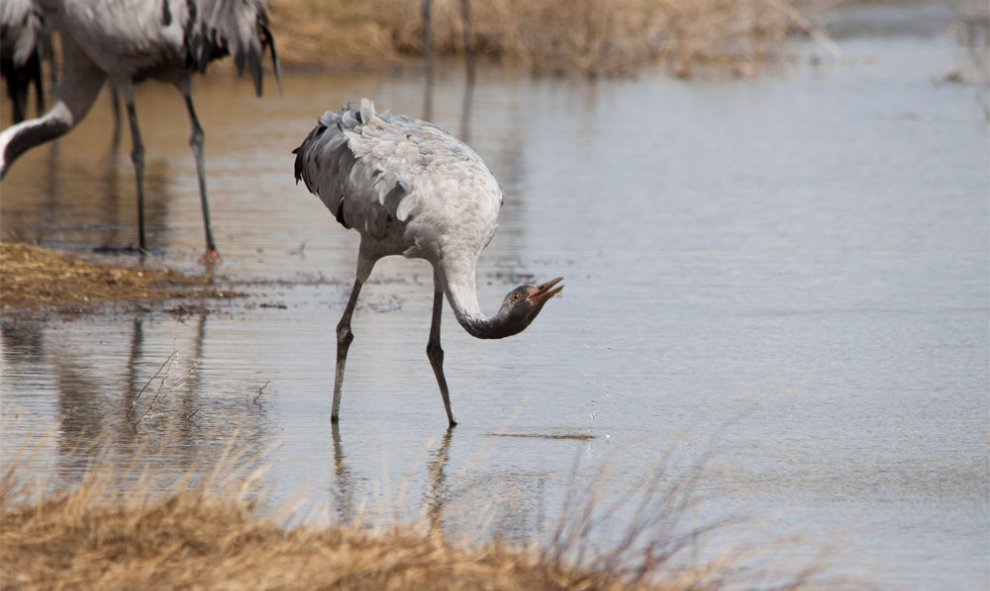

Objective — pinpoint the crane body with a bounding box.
[294,99,563,426]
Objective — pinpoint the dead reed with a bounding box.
[0,431,847,591]
[268,0,399,68]
[372,0,801,77]
[270,0,816,76]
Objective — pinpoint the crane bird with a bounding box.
[0,0,282,258]
[1,0,48,123]
[293,99,564,427]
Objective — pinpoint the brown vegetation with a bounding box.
[0,438,842,591]
[269,0,400,68]
[0,243,226,313]
[1,489,663,590]
[270,0,815,77]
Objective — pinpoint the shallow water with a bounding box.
[2,15,989,590]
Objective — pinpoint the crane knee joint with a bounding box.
[426,342,444,363]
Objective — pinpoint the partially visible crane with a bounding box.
[1,0,49,123]
[420,0,473,122]
[0,0,282,258]
[294,99,563,427]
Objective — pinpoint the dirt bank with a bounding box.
[0,243,230,316]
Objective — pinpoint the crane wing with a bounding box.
[50,0,280,95]
[188,0,281,96]
[294,98,503,260]
[1,0,46,66]
[293,99,440,239]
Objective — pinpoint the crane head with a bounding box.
[496,277,564,335]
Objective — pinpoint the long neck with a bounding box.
[1,46,107,176]
[0,103,73,177]
[440,261,515,340]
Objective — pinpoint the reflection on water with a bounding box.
[425,427,453,531]
[329,422,359,525]
[2,311,274,493]
[2,15,989,591]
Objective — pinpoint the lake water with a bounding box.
[2,8,988,590]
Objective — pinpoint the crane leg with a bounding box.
[428,270,457,427]
[9,76,27,123]
[124,101,147,252]
[332,278,364,423]
[109,85,122,151]
[183,94,219,259]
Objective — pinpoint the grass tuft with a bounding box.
[0,430,854,590]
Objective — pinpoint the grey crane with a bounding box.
[293,99,563,427]
[1,0,49,123]
[0,0,282,258]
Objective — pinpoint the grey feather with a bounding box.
[1,0,48,122]
[1,0,45,66]
[293,99,503,253]
[39,0,281,94]
[190,0,281,96]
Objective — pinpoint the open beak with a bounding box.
[526,276,564,306]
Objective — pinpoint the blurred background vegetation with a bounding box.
[268,0,988,77]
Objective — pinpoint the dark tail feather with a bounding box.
[241,9,281,98]
[32,52,45,115]
[292,121,328,185]
[256,13,285,96]
[247,45,263,97]
[1,50,44,123]
[260,19,283,97]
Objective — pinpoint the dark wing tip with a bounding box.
[260,19,283,97]
[293,146,304,183]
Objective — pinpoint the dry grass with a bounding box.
[0,434,845,591]
[0,243,226,313]
[269,0,814,76]
[372,0,800,77]
[268,0,400,68]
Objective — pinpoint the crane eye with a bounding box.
[511,292,521,303]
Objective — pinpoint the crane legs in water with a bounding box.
[331,267,457,427]
[121,90,218,257]
[428,269,457,426]
[183,93,218,258]
[332,277,362,423]
[123,101,147,252]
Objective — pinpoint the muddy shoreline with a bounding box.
[0,243,239,319]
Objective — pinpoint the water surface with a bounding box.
[2,20,988,590]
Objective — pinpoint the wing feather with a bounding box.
[1,0,46,66]
[293,99,503,253]
[189,0,281,96]
[50,0,280,94]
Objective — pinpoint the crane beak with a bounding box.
[526,276,564,307]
